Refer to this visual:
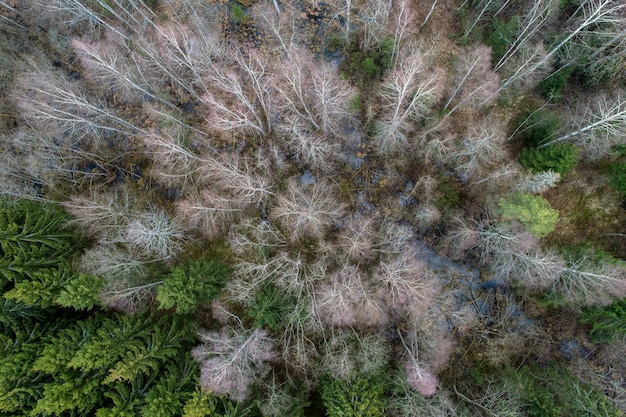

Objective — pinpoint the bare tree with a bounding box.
[337,214,380,263]
[555,247,626,306]
[125,209,187,261]
[176,190,241,241]
[354,0,393,51]
[72,36,175,108]
[203,50,273,138]
[228,218,287,257]
[315,264,386,328]
[461,0,508,39]
[454,114,508,180]
[375,248,437,316]
[280,116,341,172]
[14,65,147,145]
[254,4,298,52]
[515,170,561,194]
[192,326,277,402]
[443,44,500,116]
[493,0,559,71]
[79,244,163,312]
[580,31,626,85]
[62,191,133,239]
[271,177,345,242]
[495,0,626,97]
[390,0,416,63]
[374,50,443,153]
[146,22,224,100]
[396,327,438,397]
[419,0,440,27]
[320,330,389,381]
[274,46,357,139]
[470,221,564,289]
[537,92,626,156]
[199,154,273,208]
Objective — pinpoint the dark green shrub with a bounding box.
[230,3,246,25]
[519,143,579,175]
[157,259,231,314]
[245,285,291,330]
[486,17,520,63]
[321,373,386,417]
[537,64,576,102]
[341,37,394,86]
[609,162,626,196]
[504,363,622,417]
[435,174,461,212]
[513,108,562,148]
[581,299,626,343]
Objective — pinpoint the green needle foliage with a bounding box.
[581,299,626,343]
[519,143,579,175]
[514,108,562,148]
[26,313,197,416]
[157,258,232,314]
[321,373,386,417]
[245,284,291,330]
[499,193,560,238]
[0,198,101,310]
[0,198,78,284]
[512,364,622,417]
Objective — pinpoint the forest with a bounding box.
[0,0,625,416]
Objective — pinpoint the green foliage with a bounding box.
[182,390,218,417]
[3,268,68,308]
[510,364,622,417]
[321,374,386,417]
[26,313,197,416]
[0,322,50,414]
[342,37,394,86]
[157,258,231,314]
[0,198,79,285]
[230,3,247,25]
[513,108,562,148]
[486,17,520,63]
[55,273,103,310]
[560,243,621,268]
[245,285,290,330]
[537,64,576,102]
[182,391,257,417]
[609,162,626,196]
[435,174,461,213]
[499,193,559,238]
[0,198,99,310]
[519,143,579,175]
[0,299,46,335]
[581,299,626,343]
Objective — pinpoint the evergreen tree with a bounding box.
[0,198,101,310]
[321,373,387,417]
[499,193,559,238]
[519,143,579,175]
[157,259,231,314]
